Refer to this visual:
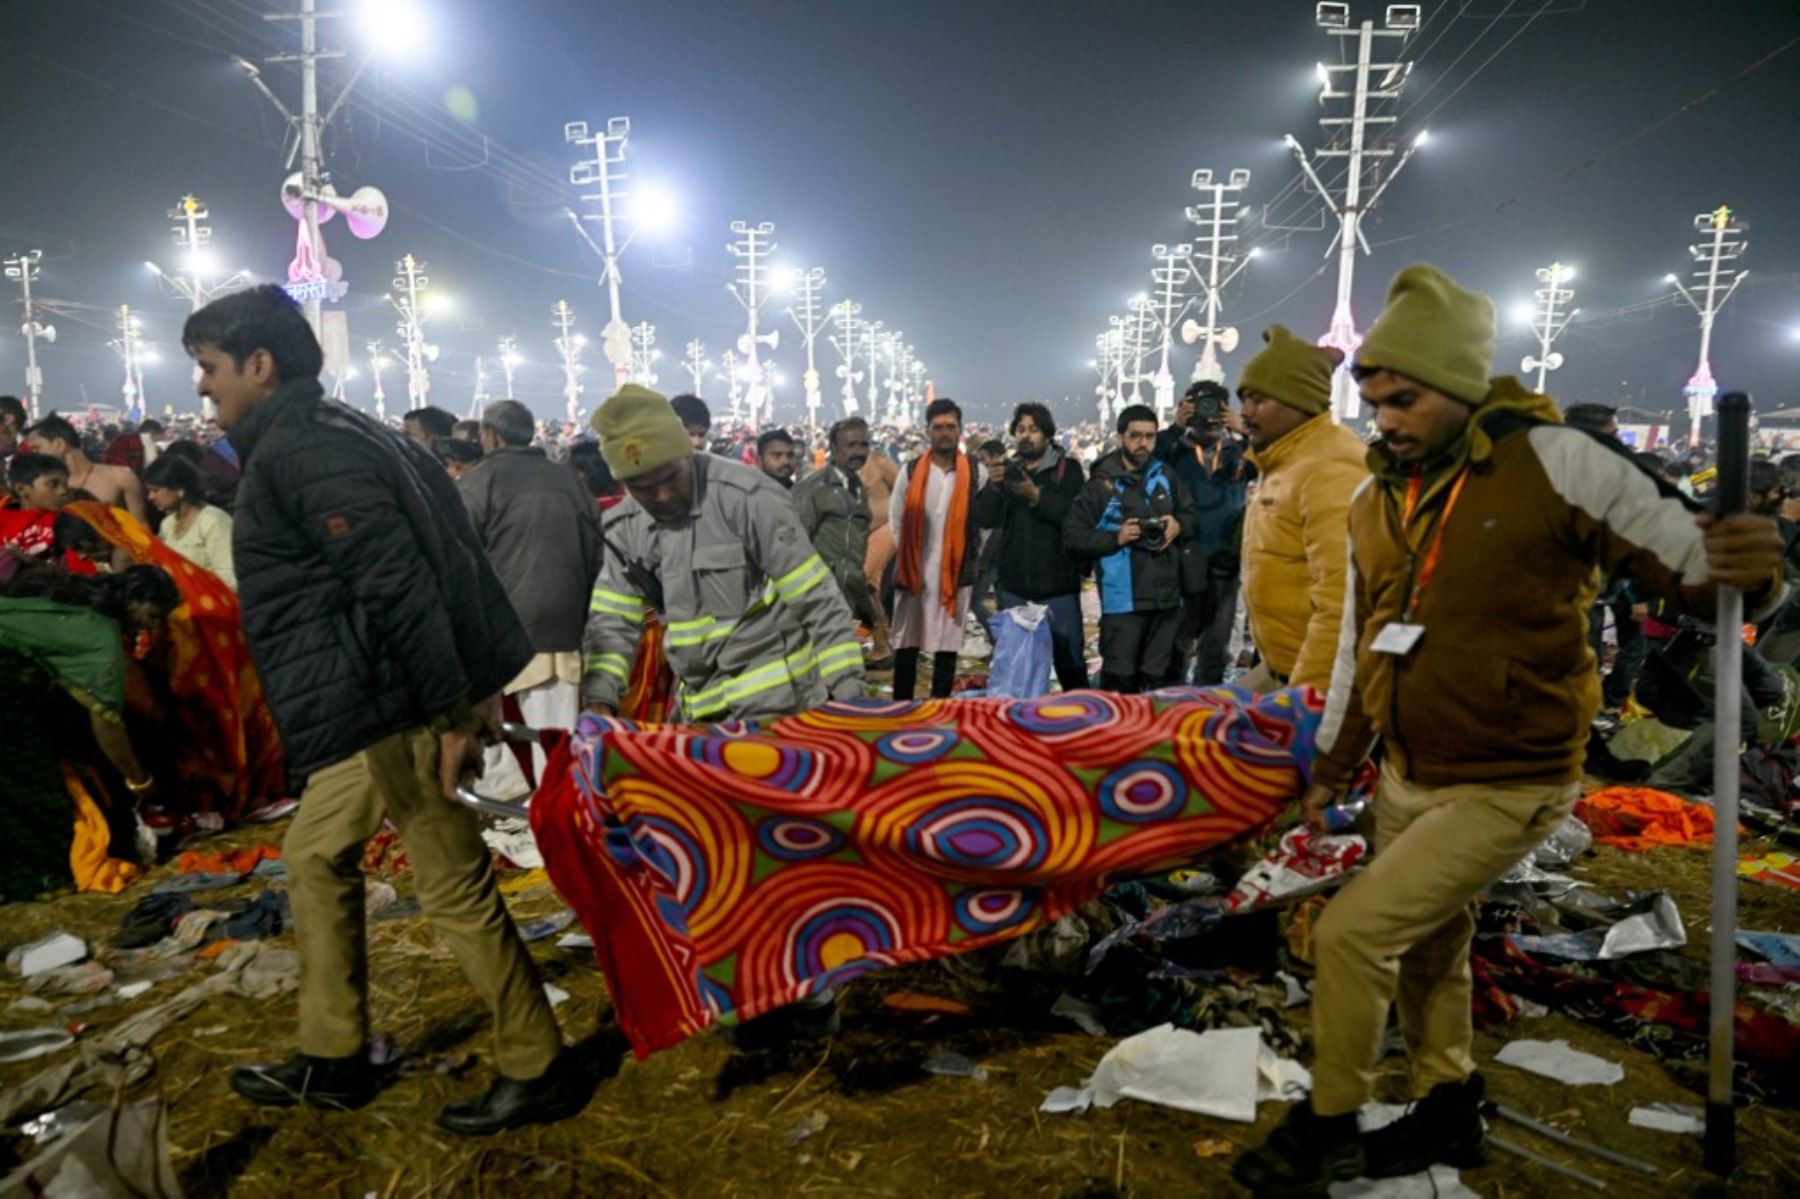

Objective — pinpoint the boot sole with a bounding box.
[437,1090,597,1137]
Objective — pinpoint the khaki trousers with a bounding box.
[286,726,562,1079]
[1310,759,1577,1115]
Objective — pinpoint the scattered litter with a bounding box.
[176,845,280,875]
[0,1096,182,1197]
[364,881,400,916]
[0,1028,76,1064]
[7,933,88,977]
[1531,813,1594,869]
[519,909,576,942]
[1510,995,1550,1020]
[1192,1137,1234,1158]
[1227,827,1366,912]
[1043,1024,1309,1123]
[1275,971,1309,1008]
[1737,930,1800,968]
[555,931,594,950]
[251,857,288,881]
[1575,787,1719,849]
[1085,897,1224,973]
[1166,869,1219,895]
[8,996,54,1014]
[1629,1102,1704,1135]
[368,1035,403,1068]
[1051,992,1108,1036]
[26,961,114,996]
[882,992,975,1018]
[19,1101,104,1145]
[220,890,290,941]
[1739,852,1800,893]
[245,798,300,823]
[1331,1165,1477,1199]
[785,1108,830,1147]
[497,867,549,895]
[1003,913,1091,975]
[482,817,545,870]
[1510,892,1686,961]
[1493,1038,1624,1085]
[151,870,245,895]
[922,1052,988,1081]
[543,983,571,1008]
[113,892,197,950]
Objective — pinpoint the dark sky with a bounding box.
[4,0,1798,425]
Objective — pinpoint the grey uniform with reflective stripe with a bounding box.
[582,454,866,722]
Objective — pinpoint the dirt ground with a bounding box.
[3,812,1798,1199]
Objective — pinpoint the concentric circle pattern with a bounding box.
[1097,760,1187,824]
[755,815,847,861]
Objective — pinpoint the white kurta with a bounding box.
[889,457,987,654]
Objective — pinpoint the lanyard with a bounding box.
[1400,467,1470,620]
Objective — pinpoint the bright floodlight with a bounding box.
[1248,246,1264,259]
[1511,302,1535,326]
[354,0,431,58]
[144,260,161,274]
[631,180,680,236]
[424,291,453,315]
[1664,273,1679,284]
[1789,326,1800,343]
[1413,129,1430,149]
[1316,61,1331,89]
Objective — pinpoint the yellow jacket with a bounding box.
[1242,415,1369,688]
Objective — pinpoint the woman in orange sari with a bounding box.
[62,500,285,820]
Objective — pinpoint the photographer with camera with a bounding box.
[976,403,1089,691]
[1065,404,1197,692]
[1157,380,1251,684]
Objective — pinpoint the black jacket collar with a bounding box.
[228,376,324,466]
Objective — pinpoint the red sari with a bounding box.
[65,502,286,817]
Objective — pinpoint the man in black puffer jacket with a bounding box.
[184,286,592,1135]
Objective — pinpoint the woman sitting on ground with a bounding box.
[143,455,236,589]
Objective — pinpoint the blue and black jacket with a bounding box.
[1062,449,1197,616]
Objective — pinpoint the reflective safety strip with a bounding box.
[585,651,630,682]
[590,588,646,622]
[682,642,823,721]
[772,553,830,602]
[666,616,739,648]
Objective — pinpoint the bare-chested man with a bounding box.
[25,413,147,523]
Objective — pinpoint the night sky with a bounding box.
[4,0,1797,425]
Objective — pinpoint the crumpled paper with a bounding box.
[1227,827,1366,912]
[1493,1038,1624,1086]
[1040,1024,1310,1123]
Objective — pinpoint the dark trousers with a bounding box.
[970,555,1003,644]
[1170,571,1239,686]
[1099,608,1182,693]
[999,589,1090,692]
[893,648,958,700]
[1588,598,1646,709]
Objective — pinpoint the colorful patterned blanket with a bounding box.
[531,686,1323,1058]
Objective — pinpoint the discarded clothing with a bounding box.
[533,686,1321,1058]
[1574,787,1718,850]
[1042,1023,1310,1122]
[152,870,246,895]
[175,845,281,876]
[220,890,290,941]
[113,892,197,949]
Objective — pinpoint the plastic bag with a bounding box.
[987,604,1053,699]
[1531,813,1593,869]
[1226,827,1366,913]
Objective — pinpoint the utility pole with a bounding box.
[862,319,885,415]
[1520,261,1578,394]
[1182,169,1259,385]
[389,254,434,410]
[1285,2,1425,420]
[722,348,741,417]
[828,299,865,416]
[1149,242,1193,419]
[787,267,827,439]
[497,335,519,401]
[365,339,388,421]
[727,220,778,423]
[1667,204,1748,444]
[629,320,659,387]
[1117,299,1155,404]
[564,117,634,390]
[683,339,709,398]
[147,195,252,421]
[551,300,586,422]
[468,355,489,420]
[110,304,149,421]
[5,250,51,418]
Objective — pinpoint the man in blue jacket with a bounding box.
[185,286,590,1135]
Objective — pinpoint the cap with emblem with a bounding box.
[593,383,694,481]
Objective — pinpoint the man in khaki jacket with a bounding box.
[1237,326,1370,691]
[1234,264,1784,1197]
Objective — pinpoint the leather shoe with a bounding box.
[438,1052,597,1135]
[231,1053,377,1110]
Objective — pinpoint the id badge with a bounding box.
[1371,622,1425,656]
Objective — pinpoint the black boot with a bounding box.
[1362,1073,1488,1179]
[1231,1103,1363,1198]
[437,1051,598,1136]
[893,648,920,700]
[230,1053,378,1110]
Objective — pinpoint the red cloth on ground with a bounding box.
[176,844,280,875]
[1574,786,1718,850]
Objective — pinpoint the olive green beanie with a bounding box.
[593,383,693,480]
[1356,264,1496,406]
[1236,325,1343,415]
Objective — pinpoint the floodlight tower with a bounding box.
[468,355,489,419]
[1666,205,1749,443]
[727,220,778,423]
[862,319,885,414]
[629,320,659,386]
[1149,242,1194,419]
[1120,298,1157,403]
[563,117,635,389]
[1286,2,1425,419]
[1520,261,1578,394]
[684,339,709,398]
[365,338,389,421]
[147,196,253,420]
[1181,169,1258,385]
[551,299,586,421]
[828,299,865,415]
[389,254,435,410]
[496,334,520,401]
[109,305,150,421]
[787,267,828,434]
[5,250,52,417]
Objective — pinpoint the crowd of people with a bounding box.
[0,264,1788,1188]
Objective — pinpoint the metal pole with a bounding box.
[1706,390,1750,1177]
[13,252,45,418]
[298,0,325,336]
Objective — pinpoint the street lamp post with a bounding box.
[5,250,51,418]
[1521,261,1578,394]
[828,300,865,417]
[564,117,635,390]
[728,220,779,424]
[1149,242,1194,420]
[1667,205,1748,444]
[787,266,828,441]
[551,300,586,421]
[389,254,435,410]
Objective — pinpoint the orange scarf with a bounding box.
[895,453,970,618]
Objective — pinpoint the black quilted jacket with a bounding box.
[228,378,533,783]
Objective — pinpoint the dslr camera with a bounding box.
[1138,516,1167,548]
[1181,380,1231,449]
[1003,457,1029,484]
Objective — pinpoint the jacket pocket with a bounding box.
[692,543,753,619]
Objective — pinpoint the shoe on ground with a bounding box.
[438,1050,598,1135]
[1231,1102,1363,1197]
[1362,1073,1489,1179]
[230,1052,378,1111]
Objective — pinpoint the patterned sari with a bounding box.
[65,502,286,817]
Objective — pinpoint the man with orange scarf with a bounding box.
[889,398,987,700]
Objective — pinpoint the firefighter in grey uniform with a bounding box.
[581,383,866,723]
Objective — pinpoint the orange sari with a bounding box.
[65,501,286,818]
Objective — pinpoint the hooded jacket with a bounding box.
[975,444,1087,600]
[1314,377,1785,792]
[229,378,533,783]
[1242,415,1370,687]
[1063,449,1197,615]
